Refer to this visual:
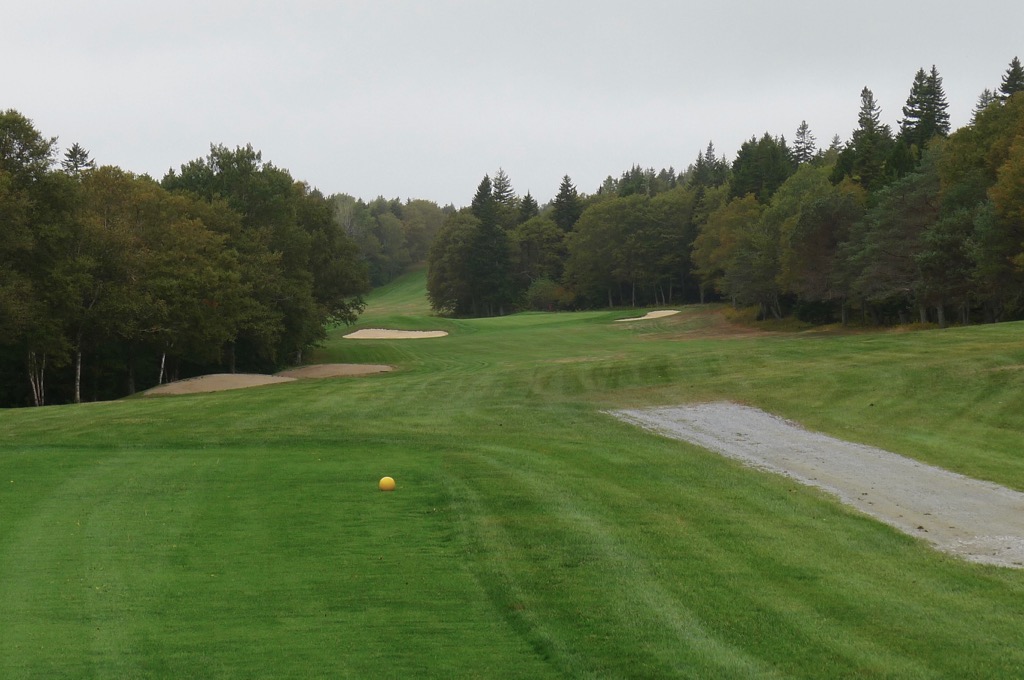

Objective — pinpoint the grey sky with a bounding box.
[6,1,1022,207]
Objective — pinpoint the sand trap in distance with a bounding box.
[276,364,393,378]
[344,328,448,339]
[145,374,296,395]
[615,310,680,322]
[144,364,393,396]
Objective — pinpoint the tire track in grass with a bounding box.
[444,446,778,678]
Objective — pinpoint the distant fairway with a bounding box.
[3,267,1024,678]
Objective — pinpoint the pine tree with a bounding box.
[999,56,1024,100]
[470,175,496,226]
[491,168,516,206]
[467,174,511,315]
[61,142,94,176]
[973,88,998,121]
[552,175,582,231]
[900,66,950,150]
[926,66,951,136]
[792,120,817,164]
[848,87,894,191]
[688,142,729,189]
[491,168,519,231]
[518,191,539,223]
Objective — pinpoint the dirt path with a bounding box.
[612,403,1024,568]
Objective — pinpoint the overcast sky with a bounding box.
[6,1,1022,207]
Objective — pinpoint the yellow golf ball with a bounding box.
[379,476,396,492]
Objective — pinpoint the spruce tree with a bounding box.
[467,174,511,316]
[518,191,539,223]
[61,142,95,176]
[999,56,1024,100]
[491,168,515,206]
[470,175,496,226]
[792,121,817,164]
[848,87,894,191]
[552,175,582,231]
[687,142,729,189]
[973,88,998,121]
[899,66,950,150]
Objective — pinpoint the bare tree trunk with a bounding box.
[918,305,928,324]
[74,348,82,404]
[27,352,46,407]
[936,303,947,328]
[158,352,167,385]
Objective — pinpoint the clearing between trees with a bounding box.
[613,402,1024,568]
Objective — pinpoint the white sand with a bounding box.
[615,310,680,322]
[343,328,448,339]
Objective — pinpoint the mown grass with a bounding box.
[2,268,1024,678]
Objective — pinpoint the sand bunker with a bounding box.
[276,364,392,378]
[144,363,393,396]
[613,402,1024,568]
[145,373,296,396]
[344,328,448,339]
[615,310,680,322]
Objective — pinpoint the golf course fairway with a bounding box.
[3,268,1024,678]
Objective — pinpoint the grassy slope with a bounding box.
[2,268,1024,678]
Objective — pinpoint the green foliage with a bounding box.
[686,142,729,189]
[0,117,369,406]
[899,66,951,151]
[999,56,1024,100]
[552,175,582,232]
[792,121,818,165]
[832,87,896,191]
[730,133,795,202]
[692,194,764,298]
[426,211,482,315]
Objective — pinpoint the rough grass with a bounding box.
[3,268,1024,678]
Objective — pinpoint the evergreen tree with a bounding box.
[792,121,817,164]
[973,88,998,121]
[900,66,950,150]
[491,168,519,231]
[470,175,496,226]
[61,143,95,176]
[491,167,516,206]
[518,191,539,223]
[687,142,729,189]
[999,56,1024,100]
[468,175,511,315]
[838,87,895,191]
[730,133,794,202]
[552,175,582,231]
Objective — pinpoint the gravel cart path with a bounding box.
[612,403,1024,568]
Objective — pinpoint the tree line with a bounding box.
[427,58,1024,326]
[0,112,383,407]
